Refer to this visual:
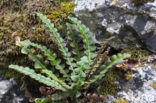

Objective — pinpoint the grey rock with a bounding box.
[75,0,156,53]
[0,79,28,103]
[146,35,156,53]
[0,80,14,100]
[105,55,156,103]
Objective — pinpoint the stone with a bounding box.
[105,55,156,103]
[75,0,156,53]
[0,79,28,103]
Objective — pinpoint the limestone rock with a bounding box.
[0,79,28,103]
[75,0,156,53]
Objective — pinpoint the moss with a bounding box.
[0,69,23,82]
[122,46,150,60]
[0,0,76,82]
[150,83,156,89]
[0,0,25,11]
[96,69,120,96]
[0,32,4,39]
[47,3,76,30]
[115,98,128,103]
[124,71,133,80]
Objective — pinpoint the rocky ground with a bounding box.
[74,1,156,102]
[0,55,155,103]
[75,0,156,53]
[0,0,156,103]
[107,55,156,103]
[0,79,28,103]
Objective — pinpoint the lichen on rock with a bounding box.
[74,0,156,53]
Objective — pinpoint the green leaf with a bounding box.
[71,75,79,81]
[68,16,97,69]
[16,41,29,47]
[21,47,28,54]
[37,13,75,73]
[76,91,81,98]
[66,23,84,61]
[34,62,42,69]
[35,99,42,103]
[35,98,52,103]
[19,41,69,78]
[51,92,72,101]
[77,56,88,65]
[75,68,81,73]
[86,53,131,84]
[80,72,86,78]
[9,65,68,91]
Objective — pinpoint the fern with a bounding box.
[66,23,84,61]
[68,17,97,68]
[18,40,68,78]
[37,13,75,73]
[9,13,131,102]
[9,65,68,91]
[86,50,109,79]
[86,53,131,84]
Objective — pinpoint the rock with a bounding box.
[111,67,156,103]
[75,0,156,53]
[0,79,28,103]
[105,55,156,103]
[146,35,156,53]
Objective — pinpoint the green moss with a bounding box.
[0,53,31,82]
[122,46,150,60]
[0,0,76,82]
[96,69,120,96]
[0,69,23,82]
[124,71,133,80]
[47,3,76,30]
[0,32,4,39]
[0,0,25,11]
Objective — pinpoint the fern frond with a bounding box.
[86,50,109,80]
[9,65,68,91]
[36,92,72,102]
[9,14,131,101]
[70,56,89,89]
[66,23,84,61]
[86,53,131,84]
[86,36,115,79]
[68,17,97,67]
[17,42,71,89]
[37,13,75,73]
[20,44,56,78]
[51,92,72,101]
[20,41,69,78]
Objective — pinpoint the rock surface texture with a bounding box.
[0,79,28,103]
[75,0,156,53]
[107,55,156,103]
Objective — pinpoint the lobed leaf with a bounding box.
[20,41,69,78]
[37,13,75,73]
[68,17,96,68]
[86,53,131,84]
[9,65,67,91]
[66,23,84,61]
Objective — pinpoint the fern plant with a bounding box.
[9,13,130,102]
